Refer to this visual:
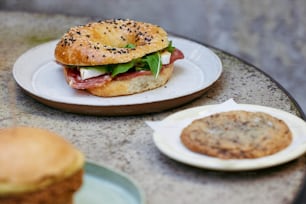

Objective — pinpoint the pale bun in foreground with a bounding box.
[0,126,84,204]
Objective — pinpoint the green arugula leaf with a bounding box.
[143,52,161,78]
[166,41,175,53]
[111,60,135,77]
[125,43,136,49]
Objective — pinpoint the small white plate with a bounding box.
[152,103,306,171]
[12,36,222,115]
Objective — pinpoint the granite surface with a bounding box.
[1,0,306,114]
[0,11,305,204]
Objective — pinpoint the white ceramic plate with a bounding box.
[12,36,222,115]
[75,162,145,204]
[152,103,306,171]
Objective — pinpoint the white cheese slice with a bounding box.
[80,68,104,80]
[161,51,171,65]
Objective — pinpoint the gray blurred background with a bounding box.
[1,0,306,113]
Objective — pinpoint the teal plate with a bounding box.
[75,162,145,204]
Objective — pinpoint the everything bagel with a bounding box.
[55,19,184,97]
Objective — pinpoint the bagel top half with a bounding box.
[55,19,169,66]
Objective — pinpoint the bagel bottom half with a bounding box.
[87,64,174,97]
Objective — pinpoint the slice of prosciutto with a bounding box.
[63,48,184,90]
[64,68,112,89]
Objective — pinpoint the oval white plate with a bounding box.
[152,104,306,171]
[13,36,222,115]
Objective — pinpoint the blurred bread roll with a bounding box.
[0,126,84,204]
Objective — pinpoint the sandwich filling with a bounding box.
[61,41,184,90]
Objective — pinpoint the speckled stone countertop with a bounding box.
[0,11,305,204]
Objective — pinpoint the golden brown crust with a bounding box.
[86,63,174,97]
[0,127,84,195]
[0,169,83,204]
[181,111,292,159]
[55,19,169,66]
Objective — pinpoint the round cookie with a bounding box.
[180,110,292,159]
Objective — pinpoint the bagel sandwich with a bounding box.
[0,126,84,204]
[55,19,184,97]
